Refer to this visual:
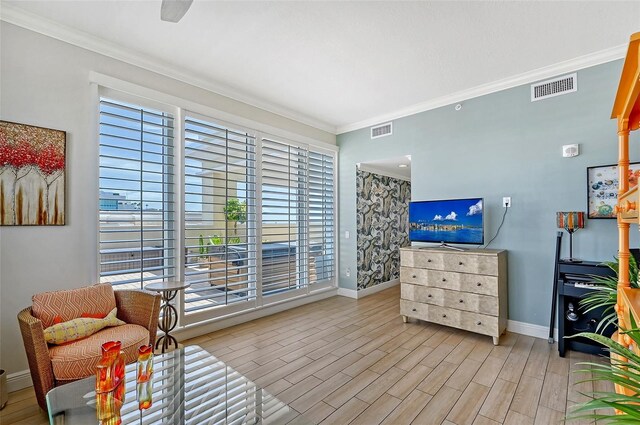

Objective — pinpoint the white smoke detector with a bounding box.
[562,144,579,158]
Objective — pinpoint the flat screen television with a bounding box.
[409,198,484,245]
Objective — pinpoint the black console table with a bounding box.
[557,260,616,357]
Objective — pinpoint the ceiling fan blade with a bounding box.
[161,0,193,23]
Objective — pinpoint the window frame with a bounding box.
[97,92,178,290]
[308,148,337,286]
[180,110,260,325]
[95,83,338,329]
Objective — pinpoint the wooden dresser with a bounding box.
[399,247,508,345]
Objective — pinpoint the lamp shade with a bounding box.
[556,211,585,232]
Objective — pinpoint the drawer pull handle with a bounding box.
[477,282,482,287]
[442,314,447,318]
[412,275,417,278]
[459,299,464,303]
[442,278,447,282]
[427,259,432,262]
[477,321,482,326]
[412,308,417,312]
[427,294,432,298]
[459,261,463,265]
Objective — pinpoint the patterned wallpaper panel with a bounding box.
[356,169,411,290]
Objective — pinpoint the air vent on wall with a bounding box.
[531,73,577,102]
[371,122,392,139]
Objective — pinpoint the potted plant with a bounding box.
[567,257,640,423]
[0,368,7,409]
[198,234,207,260]
[567,318,640,423]
[223,198,246,237]
[580,256,639,332]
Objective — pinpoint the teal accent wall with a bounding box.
[337,60,640,327]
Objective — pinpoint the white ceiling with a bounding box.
[359,155,411,180]
[3,1,640,133]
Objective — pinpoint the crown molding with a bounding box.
[0,3,337,135]
[337,44,626,134]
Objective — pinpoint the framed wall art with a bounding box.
[0,121,66,225]
[587,162,640,219]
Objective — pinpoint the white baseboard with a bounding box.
[507,319,558,342]
[7,369,32,393]
[337,279,400,299]
[337,287,358,298]
[357,279,400,298]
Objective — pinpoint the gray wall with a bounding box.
[337,60,640,328]
[0,23,335,377]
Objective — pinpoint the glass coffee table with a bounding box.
[46,345,305,424]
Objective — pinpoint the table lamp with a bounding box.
[556,211,585,262]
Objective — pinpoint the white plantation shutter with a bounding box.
[308,150,335,283]
[96,90,337,322]
[98,98,175,288]
[183,115,257,313]
[260,138,309,295]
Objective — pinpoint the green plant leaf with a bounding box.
[579,255,639,333]
[572,332,640,365]
[567,322,640,423]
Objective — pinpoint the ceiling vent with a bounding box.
[531,73,577,102]
[371,122,392,139]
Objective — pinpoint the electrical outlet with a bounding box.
[346,268,351,277]
[503,197,511,208]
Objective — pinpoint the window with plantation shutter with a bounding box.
[96,83,337,325]
[98,98,175,288]
[261,138,309,296]
[183,115,257,313]
[308,150,335,284]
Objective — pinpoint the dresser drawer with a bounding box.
[401,250,444,270]
[458,273,499,297]
[401,267,499,297]
[443,254,498,276]
[400,299,499,336]
[402,283,498,315]
[427,305,499,337]
[402,284,445,306]
[400,299,430,319]
[400,266,429,284]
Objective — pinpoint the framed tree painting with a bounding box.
[0,121,66,225]
[587,162,640,219]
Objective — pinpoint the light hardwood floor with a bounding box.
[1,286,612,424]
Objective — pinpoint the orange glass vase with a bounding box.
[136,344,153,410]
[96,380,125,425]
[96,341,125,393]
